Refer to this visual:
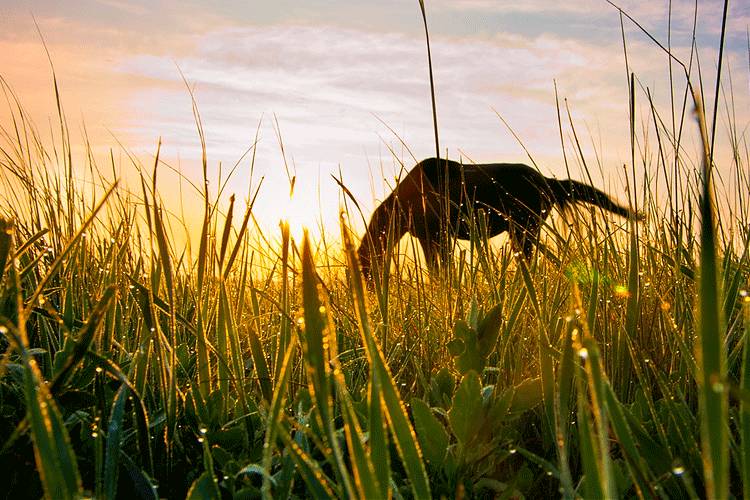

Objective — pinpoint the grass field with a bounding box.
[1,5,749,499]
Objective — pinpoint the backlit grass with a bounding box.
[0,3,748,498]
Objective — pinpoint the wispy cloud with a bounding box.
[1,2,747,234]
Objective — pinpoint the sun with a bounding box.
[273,190,324,243]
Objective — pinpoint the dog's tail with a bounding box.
[548,178,639,219]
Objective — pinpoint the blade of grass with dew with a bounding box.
[47,285,116,395]
[222,184,261,280]
[341,216,431,499]
[576,285,617,498]
[1,315,82,499]
[103,383,129,500]
[300,232,356,497]
[336,374,386,498]
[219,282,250,419]
[369,357,390,493]
[603,382,659,498]
[621,72,639,394]
[245,268,273,402]
[218,194,235,268]
[261,338,297,500]
[692,90,728,500]
[24,182,117,312]
[741,296,750,499]
[151,200,178,450]
[214,282,231,418]
[274,222,292,381]
[87,351,155,476]
[275,424,339,498]
[575,344,606,500]
[517,259,555,441]
[555,318,576,499]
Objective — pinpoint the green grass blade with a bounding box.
[218,194,235,267]
[276,425,339,498]
[219,282,249,415]
[693,90,728,500]
[555,319,576,499]
[337,378,386,498]
[741,298,750,499]
[49,285,117,395]
[0,217,13,282]
[518,260,555,440]
[574,332,617,500]
[104,384,129,500]
[604,382,657,497]
[24,181,117,312]
[261,339,297,500]
[576,375,604,500]
[300,232,355,497]
[341,217,431,499]
[369,364,390,493]
[2,315,83,499]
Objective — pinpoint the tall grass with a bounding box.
[0,4,748,499]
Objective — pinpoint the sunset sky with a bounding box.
[1,0,748,239]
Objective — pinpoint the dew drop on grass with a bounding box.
[199,427,208,435]
[578,348,589,360]
[509,448,517,454]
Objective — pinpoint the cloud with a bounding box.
[1,2,747,236]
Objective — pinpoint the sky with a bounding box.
[0,0,748,242]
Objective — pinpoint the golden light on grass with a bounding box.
[613,284,630,299]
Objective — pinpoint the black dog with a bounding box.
[357,157,638,278]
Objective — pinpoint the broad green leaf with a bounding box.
[476,303,503,357]
[186,471,220,500]
[449,371,484,445]
[509,377,543,415]
[451,320,483,375]
[411,398,449,466]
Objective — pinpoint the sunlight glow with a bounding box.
[275,191,324,242]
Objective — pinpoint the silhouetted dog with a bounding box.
[357,157,637,279]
